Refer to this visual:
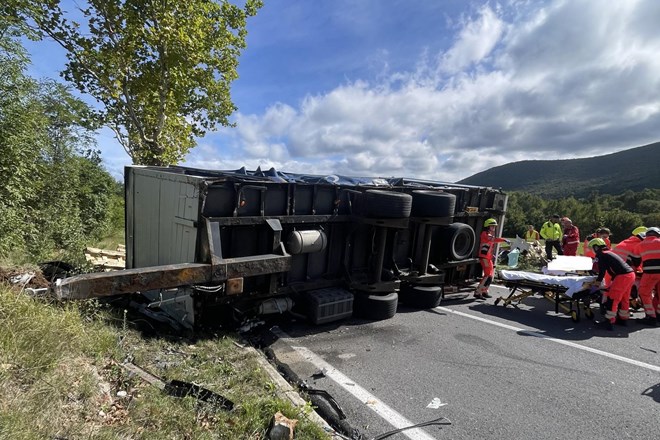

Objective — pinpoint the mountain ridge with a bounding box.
[457,141,660,198]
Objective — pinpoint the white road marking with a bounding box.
[435,306,660,373]
[272,328,439,440]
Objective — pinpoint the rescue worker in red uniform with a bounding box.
[588,238,636,330]
[475,218,509,299]
[583,228,611,258]
[610,226,646,310]
[612,226,646,270]
[638,227,660,326]
[583,228,612,273]
[561,217,580,256]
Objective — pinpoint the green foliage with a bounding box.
[0,32,121,263]
[14,0,263,166]
[503,190,658,242]
[0,285,329,439]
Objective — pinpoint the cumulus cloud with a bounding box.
[439,4,504,73]
[185,0,660,182]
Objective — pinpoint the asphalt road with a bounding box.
[266,284,660,440]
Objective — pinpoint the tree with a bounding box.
[502,192,547,238]
[0,29,45,256]
[600,209,643,242]
[16,0,262,165]
[0,26,120,261]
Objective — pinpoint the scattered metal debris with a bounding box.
[369,415,452,440]
[120,362,233,411]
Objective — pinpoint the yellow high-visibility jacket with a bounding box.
[540,221,562,241]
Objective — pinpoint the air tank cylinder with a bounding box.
[257,298,294,315]
[287,229,327,254]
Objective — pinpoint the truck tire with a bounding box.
[362,190,412,219]
[353,291,398,320]
[440,223,476,261]
[411,190,456,217]
[399,284,442,309]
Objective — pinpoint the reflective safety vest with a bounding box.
[525,230,540,241]
[639,236,660,274]
[613,235,643,270]
[540,221,562,241]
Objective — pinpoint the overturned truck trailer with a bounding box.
[56,165,507,328]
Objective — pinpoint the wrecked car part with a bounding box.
[164,379,234,410]
[263,346,360,439]
[287,229,327,254]
[54,166,507,328]
[120,362,233,410]
[257,297,294,315]
[370,415,452,440]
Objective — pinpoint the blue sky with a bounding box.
[24,0,660,182]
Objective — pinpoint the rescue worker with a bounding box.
[584,228,612,273]
[638,227,660,326]
[475,218,509,299]
[561,217,580,256]
[608,226,645,312]
[540,214,563,260]
[588,238,636,330]
[583,227,612,258]
[612,226,646,270]
[524,225,540,242]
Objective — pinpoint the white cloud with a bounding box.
[439,5,504,74]
[185,0,660,182]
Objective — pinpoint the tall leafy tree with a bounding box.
[0,29,45,256]
[14,0,262,165]
[0,24,120,261]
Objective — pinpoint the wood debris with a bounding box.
[84,245,126,271]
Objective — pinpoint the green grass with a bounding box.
[0,284,329,439]
[92,229,126,251]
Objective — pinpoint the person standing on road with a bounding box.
[524,225,540,242]
[612,226,646,270]
[607,226,644,312]
[588,238,636,330]
[475,218,509,299]
[584,227,612,273]
[637,227,660,326]
[540,214,563,260]
[583,228,612,258]
[561,217,580,256]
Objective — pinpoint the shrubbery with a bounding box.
[0,31,122,264]
[503,190,659,243]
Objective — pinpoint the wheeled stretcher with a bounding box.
[496,270,601,322]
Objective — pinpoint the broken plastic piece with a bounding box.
[266,411,298,440]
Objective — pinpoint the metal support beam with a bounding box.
[55,263,213,300]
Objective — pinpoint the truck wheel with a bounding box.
[362,190,412,218]
[353,291,398,320]
[399,284,442,308]
[411,190,456,217]
[440,223,476,261]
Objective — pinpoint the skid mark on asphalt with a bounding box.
[273,329,440,440]
[436,306,660,373]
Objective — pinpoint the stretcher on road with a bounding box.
[495,270,600,322]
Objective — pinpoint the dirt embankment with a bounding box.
[0,266,51,289]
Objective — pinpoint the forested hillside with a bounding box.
[501,189,660,242]
[458,142,660,198]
